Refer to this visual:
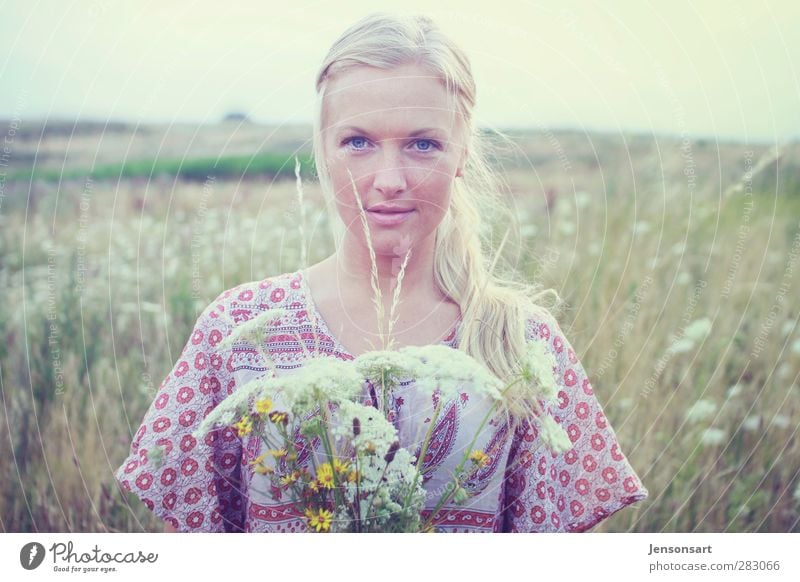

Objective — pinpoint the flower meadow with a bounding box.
[1,125,799,532]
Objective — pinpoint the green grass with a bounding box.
[7,152,317,182]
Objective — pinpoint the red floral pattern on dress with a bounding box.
[114,285,247,532]
[499,307,648,532]
[115,273,648,533]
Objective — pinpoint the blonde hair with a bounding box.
[311,12,563,384]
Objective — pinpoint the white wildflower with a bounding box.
[770,414,790,429]
[742,415,760,432]
[633,221,651,234]
[575,191,591,209]
[148,444,166,470]
[193,356,363,438]
[726,384,742,399]
[141,301,162,314]
[515,339,559,403]
[792,339,800,356]
[776,362,791,380]
[780,320,795,337]
[399,344,505,402]
[700,427,727,447]
[192,373,284,438]
[672,242,686,256]
[384,448,419,484]
[352,351,423,385]
[669,338,696,354]
[281,357,364,415]
[332,400,398,456]
[559,221,575,236]
[683,318,712,343]
[793,481,800,504]
[685,398,717,423]
[217,308,288,352]
[676,272,691,285]
[538,415,572,454]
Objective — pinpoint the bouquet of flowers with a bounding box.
[191,307,572,533]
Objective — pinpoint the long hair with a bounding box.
[311,12,563,384]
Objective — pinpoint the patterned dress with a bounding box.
[114,269,648,532]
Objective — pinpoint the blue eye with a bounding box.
[343,136,369,151]
[342,136,440,153]
[414,139,441,153]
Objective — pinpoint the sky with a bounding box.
[2,0,798,143]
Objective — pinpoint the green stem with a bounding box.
[420,377,526,531]
[361,448,396,528]
[420,400,500,531]
[315,398,345,510]
[353,450,361,532]
[402,397,444,509]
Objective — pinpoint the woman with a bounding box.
[115,12,648,533]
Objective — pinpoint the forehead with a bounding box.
[322,64,461,135]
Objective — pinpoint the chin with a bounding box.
[348,229,418,256]
[371,236,416,257]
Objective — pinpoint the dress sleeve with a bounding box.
[114,293,245,532]
[500,307,648,532]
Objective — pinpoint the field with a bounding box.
[1,119,799,532]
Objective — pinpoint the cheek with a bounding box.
[413,171,455,213]
[328,166,369,208]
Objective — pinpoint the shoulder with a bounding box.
[199,269,303,327]
[523,304,562,342]
[523,305,583,372]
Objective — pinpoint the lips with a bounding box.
[367,203,415,213]
[366,208,415,226]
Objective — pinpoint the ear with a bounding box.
[456,146,468,177]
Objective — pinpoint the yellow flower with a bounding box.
[249,453,267,466]
[316,463,335,489]
[333,458,350,474]
[280,470,300,487]
[255,398,274,415]
[268,448,288,458]
[308,479,320,493]
[469,450,490,468]
[347,469,359,484]
[269,411,288,424]
[304,507,333,532]
[253,464,273,475]
[234,416,253,437]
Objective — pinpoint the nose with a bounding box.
[371,148,407,197]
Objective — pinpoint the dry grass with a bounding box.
[1,128,799,532]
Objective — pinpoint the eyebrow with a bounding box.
[336,125,447,137]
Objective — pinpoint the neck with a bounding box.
[333,232,440,306]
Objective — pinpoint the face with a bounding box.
[320,63,468,259]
